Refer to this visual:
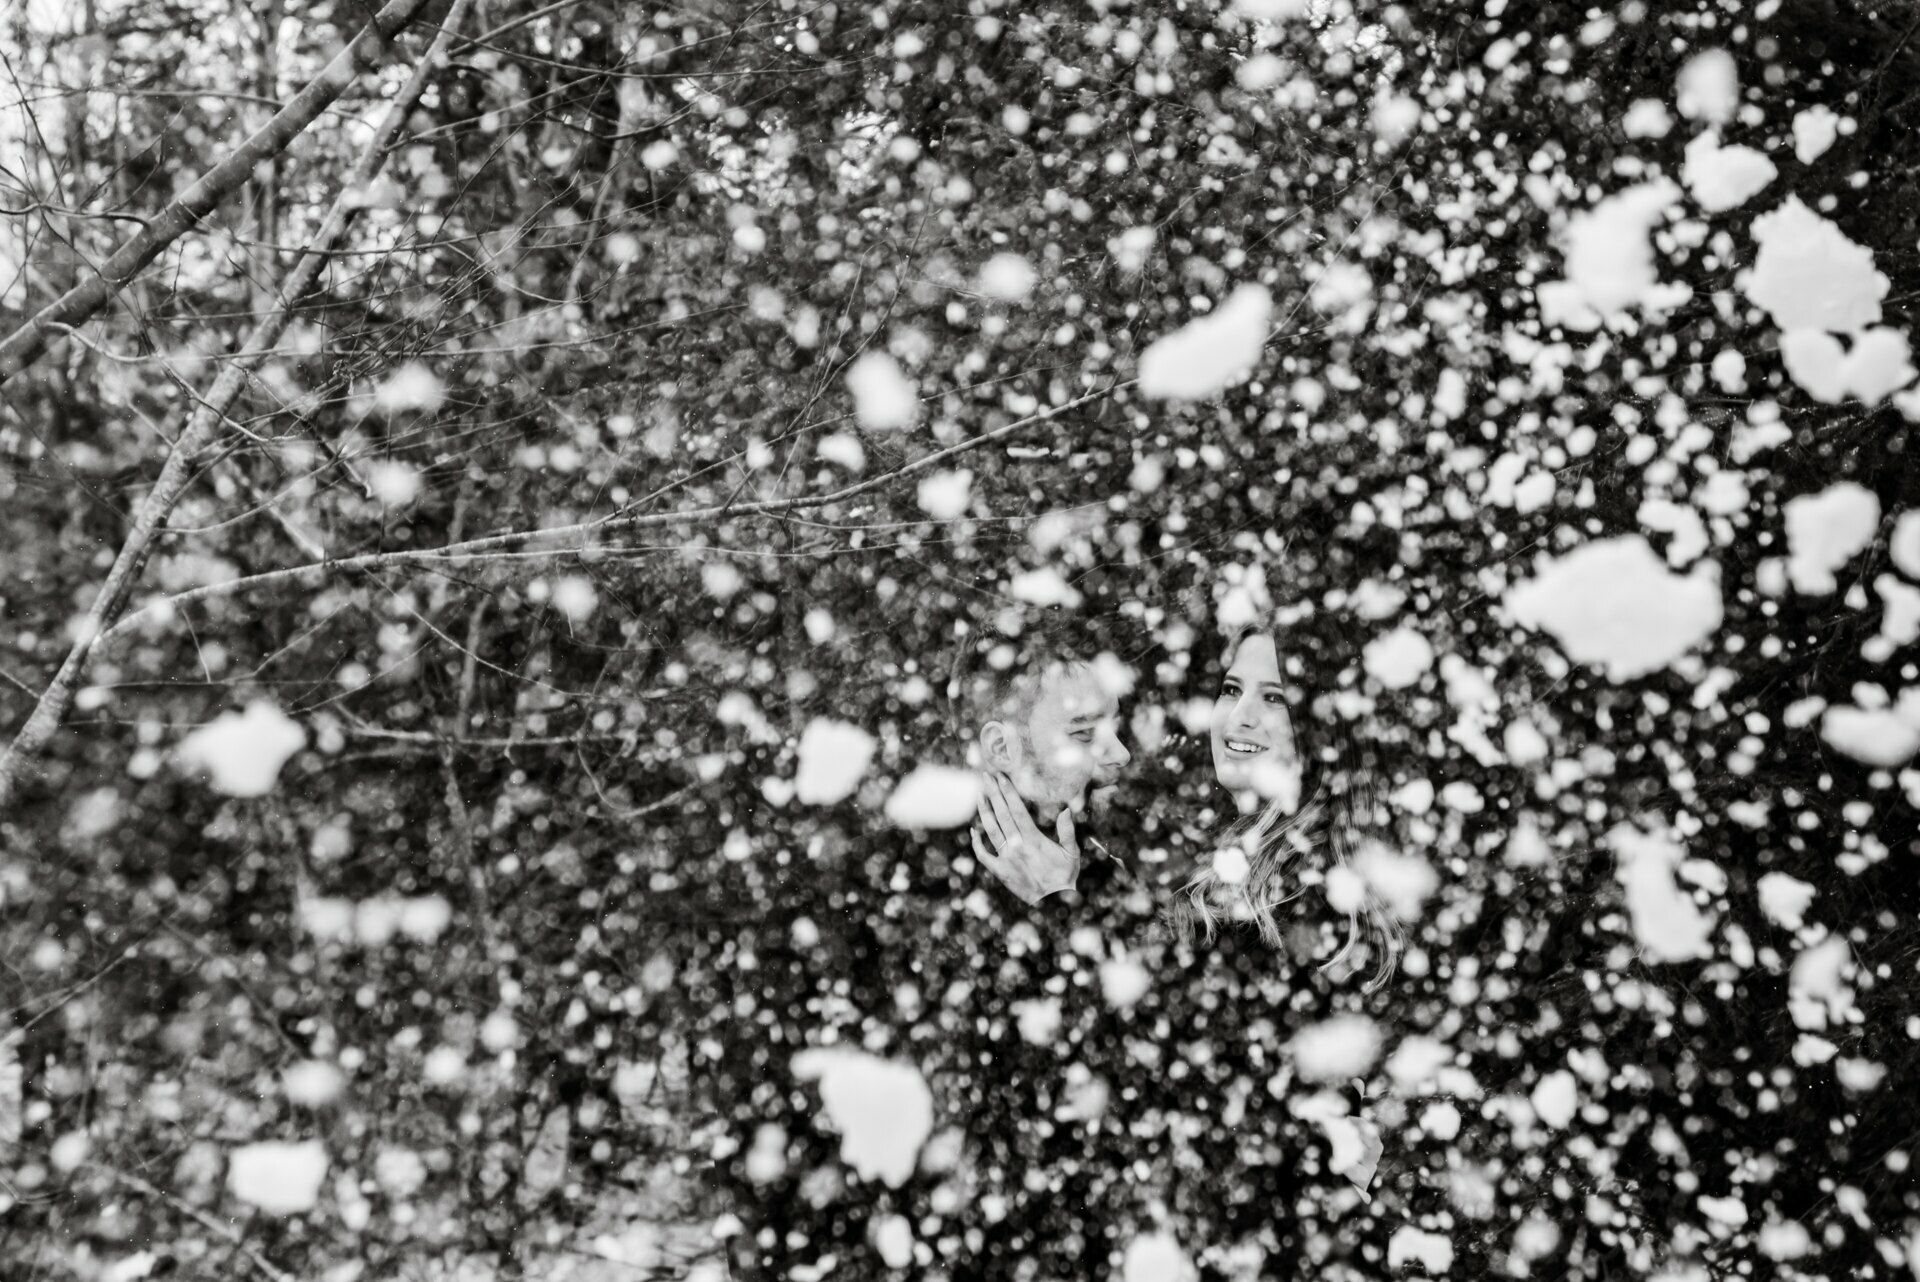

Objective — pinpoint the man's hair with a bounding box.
[944,613,1093,763]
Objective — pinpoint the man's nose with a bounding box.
[1097,727,1130,769]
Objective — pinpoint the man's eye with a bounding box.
[1072,730,1095,742]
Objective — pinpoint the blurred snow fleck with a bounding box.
[1355,843,1439,920]
[1014,998,1062,1046]
[1121,1230,1196,1282]
[1110,226,1157,274]
[847,352,918,431]
[1676,49,1739,124]
[1099,954,1151,1009]
[1387,1226,1455,1274]
[367,460,421,507]
[1385,1035,1453,1094]
[1138,284,1270,400]
[1820,696,1920,767]
[1779,328,1914,405]
[1891,510,1920,578]
[872,1213,915,1268]
[1289,1014,1382,1084]
[1785,482,1880,594]
[1542,180,1684,326]
[551,575,598,623]
[1699,1194,1749,1227]
[1362,626,1434,689]
[916,469,973,520]
[1530,1069,1577,1128]
[1791,105,1841,164]
[1212,843,1251,885]
[227,1139,329,1215]
[374,362,445,414]
[794,719,877,805]
[1758,1219,1812,1261]
[883,765,980,829]
[1609,824,1715,963]
[791,1048,934,1188]
[1746,197,1888,333]
[1371,91,1420,145]
[816,431,866,473]
[1505,536,1722,681]
[1622,99,1672,140]
[177,701,306,797]
[978,253,1037,303]
[703,561,744,600]
[1787,937,1855,1031]
[1419,1100,1462,1140]
[282,1061,345,1107]
[1757,872,1817,931]
[1681,132,1775,212]
[1007,567,1083,608]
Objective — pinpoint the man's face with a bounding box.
[995,664,1131,812]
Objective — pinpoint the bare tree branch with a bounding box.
[0,0,475,814]
[93,381,1130,650]
[0,0,430,388]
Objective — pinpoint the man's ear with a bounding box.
[978,719,1017,770]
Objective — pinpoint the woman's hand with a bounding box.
[971,772,1082,907]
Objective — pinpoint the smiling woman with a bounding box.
[1172,620,1404,996]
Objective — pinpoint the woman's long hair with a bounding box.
[1167,622,1405,994]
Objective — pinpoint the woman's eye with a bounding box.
[1264,692,1285,704]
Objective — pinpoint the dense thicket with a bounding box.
[3,1,1918,1279]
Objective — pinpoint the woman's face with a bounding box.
[1210,632,1301,803]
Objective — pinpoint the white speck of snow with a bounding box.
[978,253,1037,303]
[282,1061,345,1107]
[1355,843,1439,920]
[227,1139,330,1215]
[1758,1219,1813,1261]
[1100,955,1152,1009]
[1546,179,1685,324]
[1792,105,1841,164]
[1788,937,1855,1031]
[1892,511,1920,578]
[816,432,866,473]
[1757,872,1818,931]
[872,1214,915,1268]
[1362,626,1434,689]
[1014,997,1062,1045]
[916,469,973,520]
[1681,132,1776,212]
[374,362,445,414]
[1785,482,1880,594]
[1638,497,1711,567]
[1699,1194,1749,1228]
[1212,843,1251,885]
[1610,824,1715,963]
[551,575,598,623]
[1820,697,1920,767]
[1622,98,1672,140]
[1432,367,1467,421]
[1371,91,1420,145]
[1711,349,1747,392]
[1420,1100,1462,1140]
[847,352,918,431]
[1505,535,1722,681]
[1746,196,1888,333]
[1780,328,1915,406]
[883,765,980,829]
[1111,225,1157,273]
[1676,49,1739,124]
[793,719,877,806]
[177,702,306,797]
[1007,566,1083,608]
[1289,1014,1382,1084]
[1530,1069,1578,1127]
[1138,284,1271,400]
[367,460,421,507]
[1121,1230,1196,1282]
[640,139,677,170]
[791,1048,934,1188]
[1388,1226,1455,1274]
[1230,0,1310,19]
[1384,1035,1452,1093]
